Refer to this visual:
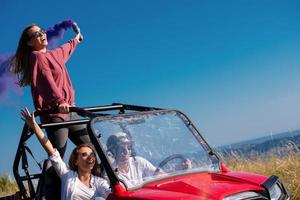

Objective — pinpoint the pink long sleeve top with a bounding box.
[30,38,79,121]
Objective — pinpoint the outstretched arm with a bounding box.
[59,33,83,63]
[21,108,55,156]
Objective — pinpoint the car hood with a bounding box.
[124,172,268,200]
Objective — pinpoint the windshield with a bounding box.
[91,110,220,189]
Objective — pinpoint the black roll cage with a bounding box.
[13,103,218,199]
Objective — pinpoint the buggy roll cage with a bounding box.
[13,103,219,199]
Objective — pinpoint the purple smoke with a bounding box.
[0,19,76,101]
[0,53,14,77]
[46,19,75,48]
[0,53,19,102]
[0,55,23,103]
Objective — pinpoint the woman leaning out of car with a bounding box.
[21,107,111,200]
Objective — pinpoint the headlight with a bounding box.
[263,175,290,200]
[269,183,282,200]
[223,191,264,200]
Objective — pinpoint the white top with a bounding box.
[49,150,111,200]
[72,177,95,200]
[112,156,156,188]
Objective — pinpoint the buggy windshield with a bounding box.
[90,110,220,189]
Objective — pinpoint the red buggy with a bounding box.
[10,103,290,200]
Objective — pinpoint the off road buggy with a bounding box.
[7,103,290,199]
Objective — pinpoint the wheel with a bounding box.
[154,154,188,174]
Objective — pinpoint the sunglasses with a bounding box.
[117,145,132,153]
[30,28,46,38]
[79,152,96,158]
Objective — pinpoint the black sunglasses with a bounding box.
[79,152,96,158]
[30,28,46,38]
[117,144,132,153]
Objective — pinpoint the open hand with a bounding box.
[21,108,36,128]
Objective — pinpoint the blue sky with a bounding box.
[1,0,300,174]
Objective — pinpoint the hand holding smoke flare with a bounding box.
[72,22,83,42]
[46,20,82,48]
[0,19,82,101]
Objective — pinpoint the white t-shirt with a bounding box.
[72,177,95,200]
[112,156,156,187]
[49,149,111,200]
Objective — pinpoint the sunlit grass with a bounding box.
[0,174,18,197]
[223,151,300,200]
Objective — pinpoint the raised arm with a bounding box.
[21,108,55,156]
[59,33,83,63]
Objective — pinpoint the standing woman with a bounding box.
[21,108,110,200]
[12,23,91,199]
[12,23,90,158]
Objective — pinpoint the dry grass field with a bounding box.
[224,151,300,200]
[0,175,18,197]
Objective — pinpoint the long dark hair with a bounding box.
[12,24,37,87]
[68,144,102,177]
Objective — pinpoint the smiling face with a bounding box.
[115,143,132,164]
[27,25,48,51]
[75,146,96,173]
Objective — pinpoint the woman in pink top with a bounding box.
[12,23,91,199]
[13,24,90,157]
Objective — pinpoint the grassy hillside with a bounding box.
[223,152,300,200]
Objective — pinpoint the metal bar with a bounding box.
[113,103,163,111]
[13,125,30,199]
[39,119,90,128]
[37,103,162,129]
[24,169,35,197]
[19,173,42,181]
[87,121,120,187]
[82,104,124,111]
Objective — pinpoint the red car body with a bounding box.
[108,173,267,200]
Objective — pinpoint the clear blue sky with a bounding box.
[1,0,300,174]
